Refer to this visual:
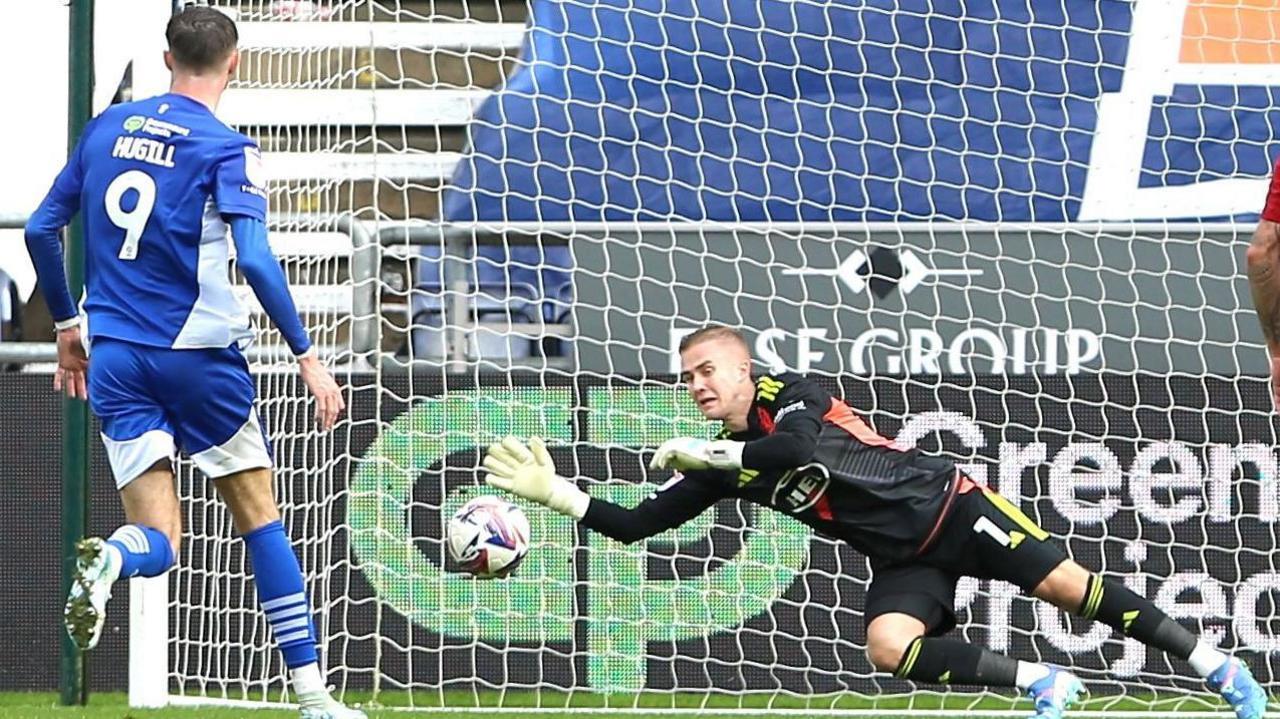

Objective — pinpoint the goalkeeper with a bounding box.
[483,325,1267,719]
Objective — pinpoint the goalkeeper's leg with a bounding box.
[865,564,1083,719]
[957,488,1266,719]
[869,613,1084,719]
[66,460,179,651]
[1033,560,1266,719]
[214,468,366,719]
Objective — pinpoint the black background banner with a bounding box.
[2,372,1279,695]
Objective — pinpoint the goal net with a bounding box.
[136,0,1280,715]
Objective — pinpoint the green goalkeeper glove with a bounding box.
[483,436,590,519]
[649,437,745,471]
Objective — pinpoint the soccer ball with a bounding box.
[446,495,531,579]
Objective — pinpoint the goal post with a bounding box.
[129,0,1280,715]
[62,0,93,707]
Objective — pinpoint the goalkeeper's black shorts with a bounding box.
[864,486,1069,636]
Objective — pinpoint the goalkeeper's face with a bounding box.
[679,338,754,425]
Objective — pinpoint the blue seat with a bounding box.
[476,245,543,291]
[410,281,540,362]
[545,277,573,324]
[408,245,574,360]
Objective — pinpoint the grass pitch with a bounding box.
[0,689,1241,718]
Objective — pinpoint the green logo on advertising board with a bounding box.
[348,387,811,691]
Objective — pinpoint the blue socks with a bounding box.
[106,524,174,578]
[107,520,319,670]
[243,520,318,669]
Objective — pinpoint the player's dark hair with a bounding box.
[166,6,238,72]
[678,325,750,354]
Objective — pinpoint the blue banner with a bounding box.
[443,0,1280,223]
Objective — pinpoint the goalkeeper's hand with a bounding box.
[483,437,590,519]
[649,438,744,471]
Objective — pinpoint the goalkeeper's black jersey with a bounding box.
[583,372,966,564]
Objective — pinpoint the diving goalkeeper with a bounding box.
[482,325,1267,719]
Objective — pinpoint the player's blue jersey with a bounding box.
[39,93,268,349]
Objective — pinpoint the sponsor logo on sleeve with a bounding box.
[646,470,686,499]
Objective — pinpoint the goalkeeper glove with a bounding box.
[649,438,745,471]
[483,436,590,519]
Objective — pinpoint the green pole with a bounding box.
[60,0,93,706]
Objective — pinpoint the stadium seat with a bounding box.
[193,12,528,363]
[410,281,541,362]
[226,17,524,187]
[540,249,573,323]
[547,279,573,325]
[408,243,573,360]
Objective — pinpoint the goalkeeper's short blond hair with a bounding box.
[678,325,750,354]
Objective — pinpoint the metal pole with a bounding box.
[0,343,347,366]
[341,214,380,360]
[0,213,31,229]
[60,0,93,706]
[442,232,471,372]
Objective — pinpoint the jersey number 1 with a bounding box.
[105,170,156,260]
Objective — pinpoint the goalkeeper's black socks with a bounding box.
[1079,575,1197,658]
[894,637,1018,686]
[893,576,1220,688]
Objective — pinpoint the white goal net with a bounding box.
[134,0,1280,715]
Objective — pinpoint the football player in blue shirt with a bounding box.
[25,7,363,718]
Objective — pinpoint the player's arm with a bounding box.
[24,129,91,327]
[26,127,92,398]
[651,379,828,472]
[738,379,827,469]
[1247,208,1280,403]
[214,140,311,357]
[228,215,345,428]
[226,215,311,356]
[483,437,725,544]
[580,467,725,544]
[1248,218,1280,348]
[216,141,343,428]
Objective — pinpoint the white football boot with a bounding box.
[64,537,122,651]
[297,691,368,719]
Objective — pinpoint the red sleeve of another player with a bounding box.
[1262,157,1280,222]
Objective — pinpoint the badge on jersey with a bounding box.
[216,143,270,215]
[242,146,267,190]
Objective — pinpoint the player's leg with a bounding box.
[110,458,181,574]
[69,340,181,650]
[1030,559,1265,719]
[168,345,363,719]
[94,340,183,579]
[210,468,319,676]
[66,460,181,649]
[212,468,363,719]
[863,562,1080,719]
[970,488,1266,719]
